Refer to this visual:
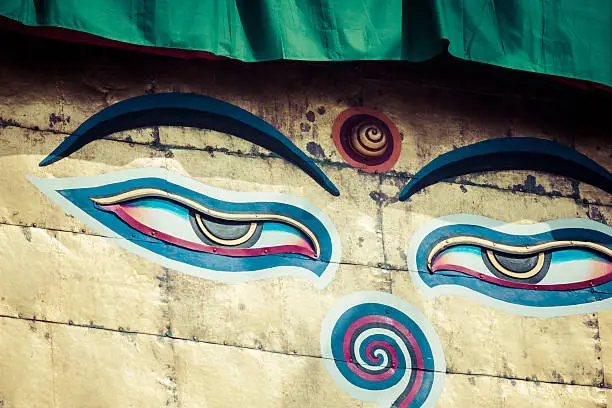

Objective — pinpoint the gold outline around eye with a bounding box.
[195,213,258,246]
[427,236,612,271]
[485,249,545,279]
[91,188,321,258]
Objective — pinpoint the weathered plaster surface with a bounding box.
[0,34,610,407]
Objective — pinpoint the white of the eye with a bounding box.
[537,259,601,285]
[250,223,306,248]
[353,328,412,372]
[436,249,494,278]
[131,204,203,244]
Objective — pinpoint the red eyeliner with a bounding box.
[432,263,612,291]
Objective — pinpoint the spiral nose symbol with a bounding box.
[321,292,446,408]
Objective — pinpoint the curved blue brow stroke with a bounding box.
[399,137,612,201]
[39,92,339,196]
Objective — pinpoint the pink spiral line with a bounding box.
[342,314,425,407]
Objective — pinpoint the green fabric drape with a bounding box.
[1,0,610,86]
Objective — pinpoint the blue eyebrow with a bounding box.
[39,92,339,197]
[399,137,612,201]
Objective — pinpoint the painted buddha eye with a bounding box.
[29,168,340,287]
[428,237,611,290]
[90,188,319,259]
[407,215,612,316]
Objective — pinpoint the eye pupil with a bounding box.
[199,214,254,240]
[483,249,551,282]
[193,213,261,247]
[490,251,540,273]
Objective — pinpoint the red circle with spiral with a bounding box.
[332,107,401,173]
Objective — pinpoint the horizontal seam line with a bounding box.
[2,219,612,293]
[0,313,607,389]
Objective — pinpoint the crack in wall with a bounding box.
[159,266,179,407]
[592,312,606,387]
[375,173,393,295]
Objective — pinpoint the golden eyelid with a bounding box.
[427,236,612,271]
[90,188,320,258]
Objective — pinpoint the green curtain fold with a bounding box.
[1,0,610,86]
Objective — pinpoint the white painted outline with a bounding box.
[28,168,340,289]
[320,291,446,408]
[406,214,612,317]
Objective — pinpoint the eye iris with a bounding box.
[193,213,261,247]
[483,249,551,282]
[491,251,540,273]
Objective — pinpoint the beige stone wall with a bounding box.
[0,36,610,407]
